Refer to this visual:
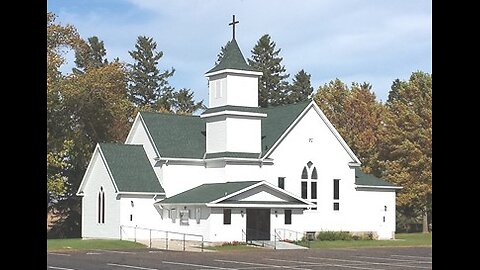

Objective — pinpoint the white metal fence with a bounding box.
[120,225,204,252]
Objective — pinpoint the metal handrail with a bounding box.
[120,225,204,252]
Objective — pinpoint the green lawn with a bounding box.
[47,239,146,251]
[299,233,432,249]
[205,243,260,251]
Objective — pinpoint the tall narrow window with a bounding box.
[301,181,307,199]
[334,179,340,200]
[301,167,308,179]
[101,189,105,223]
[223,209,231,225]
[98,191,101,223]
[311,167,318,179]
[284,210,292,225]
[278,177,285,189]
[98,187,105,224]
[311,182,317,199]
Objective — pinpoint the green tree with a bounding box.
[73,36,108,73]
[248,34,289,107]
[171,88,206,115]
[47,12,135,237]
[314,79,385,173]
[379,71,432,233]
[127,36,175,108]
[47,12,82,209]
[286,69,314,103]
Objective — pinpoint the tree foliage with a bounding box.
[314,79,385,173]
[248,34,289,107]
[285,69,314,104]
[378,71,432,232]
[74,36,108,73]
[127,36,175,108]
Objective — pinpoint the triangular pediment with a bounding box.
[212,181,312,208]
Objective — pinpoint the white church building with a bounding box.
[77,34,401,242]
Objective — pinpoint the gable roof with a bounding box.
[355,168,399,188]
[139,101,311,159]
[206,39,258,74]
[99,143,164,193]
[140,112,206,159]
[159,181,260,204]
[260,101,310,153]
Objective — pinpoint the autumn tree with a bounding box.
[314,79,385,173]
[47,12,134,237]
[248,34,289,107]
[47,12,82,212]
[378,71,432,233]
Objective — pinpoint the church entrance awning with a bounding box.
[155,181,313,209]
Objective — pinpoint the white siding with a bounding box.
[226,74,258,107]
[206,120,227,153]
[81,152,120,239]
[125,117,164,188]
[226,117,261,153]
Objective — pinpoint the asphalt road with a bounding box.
[47,246,432,270]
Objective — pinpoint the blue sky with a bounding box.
[47,0,432,103]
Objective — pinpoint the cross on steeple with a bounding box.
[228,15,239,40]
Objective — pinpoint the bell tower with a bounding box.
[201,16,266,158]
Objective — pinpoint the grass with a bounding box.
[47,239,147,251]
[299,232,432,249]
[205,242,260,251]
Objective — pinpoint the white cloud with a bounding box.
[49,0,432,103]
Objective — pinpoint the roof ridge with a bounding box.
[140,111,201,118]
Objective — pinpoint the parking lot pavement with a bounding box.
[47,246,432,270]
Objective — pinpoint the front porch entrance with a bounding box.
[246,208,271,241]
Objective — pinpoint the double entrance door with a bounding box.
[246,208,271,241]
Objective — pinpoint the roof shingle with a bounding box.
[159,181,260,204]
[100,143,164,193]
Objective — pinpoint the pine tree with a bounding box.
[74,36,108,73]
[127,36,175,108]
[248,34,289,107]
[171,88,206,115]
[286,69,313,103]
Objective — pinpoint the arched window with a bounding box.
[301,167,308,179]
[300,162,318,206]
[98,187,105,224]
[311,167,318,179]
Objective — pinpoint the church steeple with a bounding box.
[206,39,258,74]
[201,16,265,157]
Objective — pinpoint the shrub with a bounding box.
[221,241,244,246]
[316,231,352,241]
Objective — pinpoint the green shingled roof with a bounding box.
[99,143,164,193]
[140,112,206,159]
[206,39,258,74]
[260,101,310,153]
[355,168,398,187]
[140,101,312,159]
[159,181,260,204]
[202,105,264,115]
